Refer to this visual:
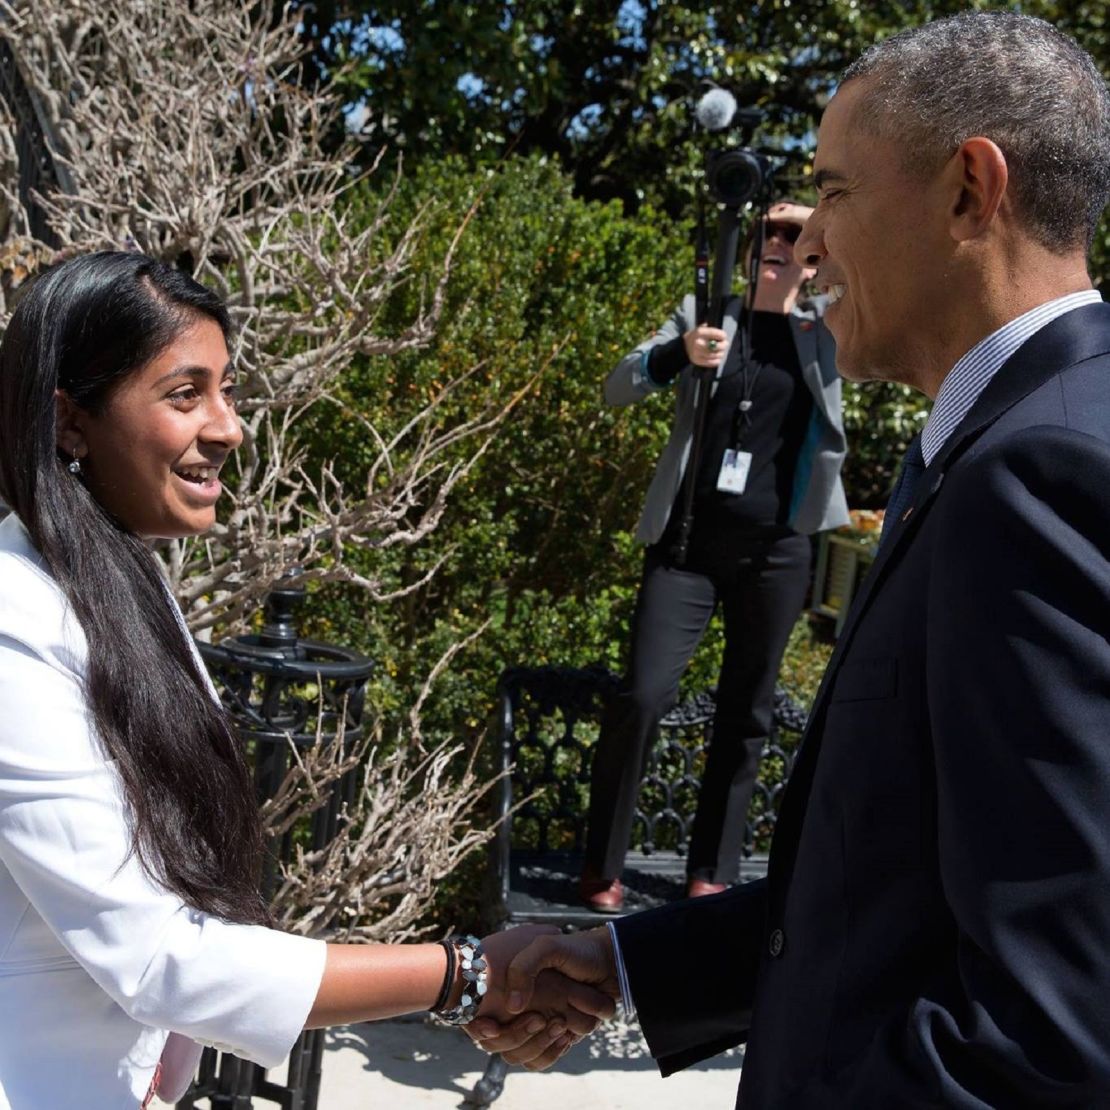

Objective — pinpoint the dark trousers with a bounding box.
[584,529,812,884]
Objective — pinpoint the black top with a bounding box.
[656,310,813,548]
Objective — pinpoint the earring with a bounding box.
[68,454,82,475]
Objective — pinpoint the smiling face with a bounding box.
[795,79,955,388]
[749,201,816,313]
[755,224,806,294]
[59,316,242,539]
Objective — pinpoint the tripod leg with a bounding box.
[467,1053,509,1107]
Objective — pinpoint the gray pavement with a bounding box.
[310,1013,743,1109]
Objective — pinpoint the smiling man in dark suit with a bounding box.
[467,10,1110,1107]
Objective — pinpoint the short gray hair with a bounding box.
[843,11,1110,252]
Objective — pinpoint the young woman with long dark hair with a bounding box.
[0,252,612,1108]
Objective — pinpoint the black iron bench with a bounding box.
[469,663,807,1104]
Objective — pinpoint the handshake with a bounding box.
[465,925,622,1069]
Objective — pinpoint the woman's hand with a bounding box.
[766,199,814,230]
[683,323,729,368]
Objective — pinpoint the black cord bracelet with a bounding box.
[432,938,456,1013]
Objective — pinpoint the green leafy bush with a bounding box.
[300,155,691,727]
[291,155,943,931]
[304,155,912,726]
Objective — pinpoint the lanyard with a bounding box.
[728,210,772,450]
[726,307,761,450]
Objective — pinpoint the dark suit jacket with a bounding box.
[615,302,1110,1108]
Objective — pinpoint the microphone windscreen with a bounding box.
[695,88,737,131]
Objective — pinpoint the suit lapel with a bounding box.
[768,300,1110,903]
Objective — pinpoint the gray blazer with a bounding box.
[606,293,849,544]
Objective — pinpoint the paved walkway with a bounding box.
[314,1013,743,1109]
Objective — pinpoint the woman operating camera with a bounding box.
[580,201,849,912]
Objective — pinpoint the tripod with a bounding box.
[671,201,768,565]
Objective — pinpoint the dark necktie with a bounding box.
[880,433,925,547]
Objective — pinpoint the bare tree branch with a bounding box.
[0,0,517,630]
[260,684,502,944]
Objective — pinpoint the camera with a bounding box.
[695,90,778,209]
[705,147,775,208]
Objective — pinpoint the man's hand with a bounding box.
[466,926,617,1070]
[505,927,619,1012]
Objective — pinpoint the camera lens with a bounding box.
[709,150,764,207]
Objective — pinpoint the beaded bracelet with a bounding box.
[435,934,488,1026]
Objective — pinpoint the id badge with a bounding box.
[716,449,752,494]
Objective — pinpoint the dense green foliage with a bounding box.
[299,156,836,928]
[304,155,686,725]
[303,0,986,214]
[303,155,845,751]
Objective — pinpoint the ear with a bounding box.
[54,389,88,460]
[947,137,1008,243]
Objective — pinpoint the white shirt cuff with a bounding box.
[606,921,635,1018]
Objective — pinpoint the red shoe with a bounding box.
[579,876,624,914]
[686,878,728,898]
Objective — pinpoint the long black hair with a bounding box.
[0,251,269,925]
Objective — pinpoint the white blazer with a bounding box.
[0,515,326,1109]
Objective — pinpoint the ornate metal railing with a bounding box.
[179,582,373,1110]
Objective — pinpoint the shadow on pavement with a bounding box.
[324,1012,744,1102]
